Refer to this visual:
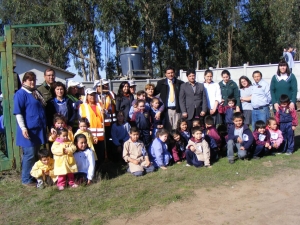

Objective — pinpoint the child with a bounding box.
[252,120,272,159]
[129,90,150,119]
[169,130,187,164]
[123,127,155,176]
[111,110,131,162]
[73,134,96,185]
[219,97,237,133]
[150,97,164,138]
[227,112,254,164]
[49,113,74,142]
[149,129,172,169]
[132,100,151,148]
[275,94,298,155]
[74,117,98,160]
[204,115,222,161]
[267,117,283,151]
[185,126,211,168]
[177,118,190,143]
[192,118,201,128]
[30,149,56,189]
[51,128,78,190]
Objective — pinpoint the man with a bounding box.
[37,68,56,102]
[179,69,207,129]
[283,46,294,72]
[154,66,183,130]
[250,70,271,129]
[129,80,137,99]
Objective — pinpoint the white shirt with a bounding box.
[74,149,95,180]
[203,82,222,110]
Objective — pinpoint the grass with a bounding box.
[1,128,300,224]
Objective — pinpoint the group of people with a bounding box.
[14,59,298,188]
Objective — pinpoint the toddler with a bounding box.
[267,117,283,151]
[49,113,74,142]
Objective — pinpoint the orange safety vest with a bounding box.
[79,103,104,141]
[101,91,117,126]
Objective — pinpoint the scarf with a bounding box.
[22,84,47,107]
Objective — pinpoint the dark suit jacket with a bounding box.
[179,82,208,120]
[154,78,184,113]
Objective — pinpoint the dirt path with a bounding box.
[108,169,300,225]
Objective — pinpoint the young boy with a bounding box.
[227,112,254,164]
[30,149,56,189]
[150,97,165,138]
[204,115,222,161]
[132,100,152,148]
[252,120,272,159]
[185,126,211,168]
[123,127,155,176]
[275,94,298,155]
[129,90,150,119]
[219,97,237,133]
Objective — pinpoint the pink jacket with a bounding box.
[267,128,283,149]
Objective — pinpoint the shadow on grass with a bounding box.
[94,161,128,181]
[294,135,300,152]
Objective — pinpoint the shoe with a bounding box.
[276,152,282,155]
[58,186,64,191]
[285,152,292,156]
[22,182,36,187]
[228,160,234,164]
[71,184,78,188]
[252,156,260,160]
[37,183,45,189]
[176,161,182,164]
[185,164,191,167]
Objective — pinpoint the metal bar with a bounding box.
[13,44,40,48]
[11,22,65,29]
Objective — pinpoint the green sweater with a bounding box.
[270,73,297,105]
[219,80,241,107]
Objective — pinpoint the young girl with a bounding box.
[150,97,164,138]
[177,118,190,143]
[51,128,78,190]
[267,117,283,152]
[111,111,131,162]
[73,134,96,185]
[149,129,172,170]
[169,130,186,164]
[218,97,237,133]
[74,117,98,160]
[252,120,272,159]
[49,114,74,142]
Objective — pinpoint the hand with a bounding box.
[182,112,188,118]
[235,106,240,112]
[240,146,245,150]
[237,137,243,143]
[268,145,272,150]
[22,129,30,139]
[292,126,296,131]
[155,111,161,120]
[133,107,139,112]
[43,170,49,175]
[200,111,205,116]
[144,160,151,167]
[160,166,167,170]
[210,109,216,115]
[289,102,295,110]
[274,103,279,112]
[51,128,57,135]
[63,148,68,154]
[265,143,270,148]
[93,138,98,144]
[190,146,196,152]
[131,159,139,165]
[67,126,72,131]
[157,125,163,128]
[87,180,92,185]
[273,143,278,148]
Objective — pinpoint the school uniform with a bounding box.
[169,137,187,163]
[150,107,165,138]
[267,128,283,150]
[30,158,56,187]
[132,110,151,148]
[219,105,236,133]
[253,130,271,157]
[149,138,172,168]
[186,137,210,167]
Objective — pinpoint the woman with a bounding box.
[79,88,104,161]
[116,81,134,121]
[46,82,75,130]
[13,71,47,186]
[239,76,253,126]
[270,60,298,111]
[145,83,165,119]
[203,69,222,125]
[219,70,241,111]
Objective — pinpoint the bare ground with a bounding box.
[108,168,300,225]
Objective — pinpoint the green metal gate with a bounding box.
[0,23,63,171]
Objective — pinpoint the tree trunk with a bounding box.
[78,40,87,81]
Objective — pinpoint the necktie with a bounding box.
[169,80,175,103]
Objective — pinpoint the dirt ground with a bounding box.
[108,169,300,225]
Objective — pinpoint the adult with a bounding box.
[154,66,184,129]
[116,81,134,122]
[13,71,47,186]
[46,81,75,130]
[179,69,207,129]
[129,80,137,99]
[270,60,297,112]
[283,46,294,72]
[219,70,240,110]
[66,80,82,133]
[79,88,104,161]
[77,83,85,101]
[203,69,222,125]
[251,71,271,129]
[239,76,253,126]
[37,68,56,102]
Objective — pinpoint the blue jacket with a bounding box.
[149,138,172,167]
[111,122,130,146]
[132,110,151,130]
[227,124,254,150]
[150,107,165,129]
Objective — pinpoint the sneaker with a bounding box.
[58,186,64,191]
[253,156,260,160]
[71,184,78,188]
[228,159,234,164]
[37,183,45,189]
[185,163,191,167]
[22,182,36,187]
[285,152,292,156]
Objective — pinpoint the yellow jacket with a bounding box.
[101,91,117,126]
[51,140,78,175]
[30,158,57,182]
[74,129,98,160]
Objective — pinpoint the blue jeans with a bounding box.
[252,106,270,130]
[227,140,247,160]
[21,146,39,184]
